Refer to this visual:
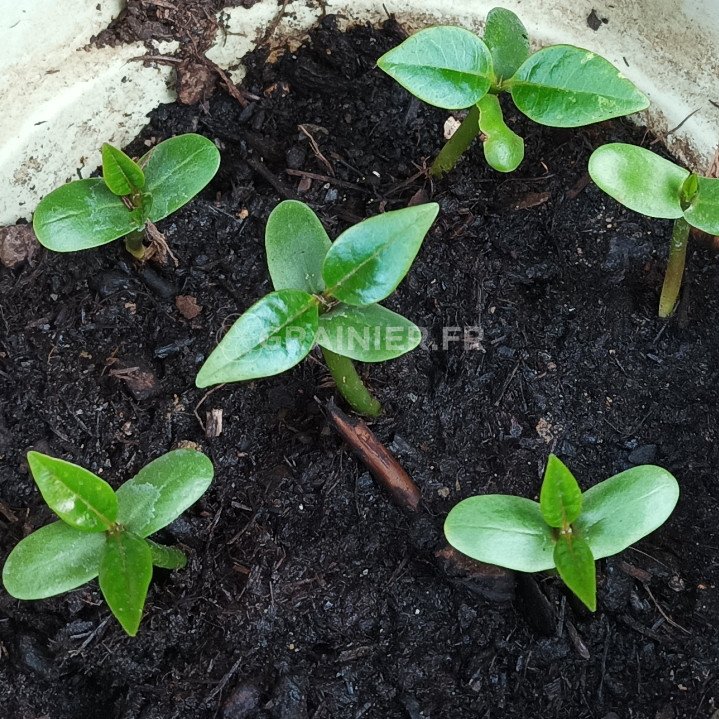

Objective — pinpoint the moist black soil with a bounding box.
[2,17,719,719]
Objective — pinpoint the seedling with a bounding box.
[2,449,214,636]
[33,134,220,260]
[589,143,719,317]
[377,8,648,175]
[444,454,678,610]
[196,200,438,416]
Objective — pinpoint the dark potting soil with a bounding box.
[2,16,719,719]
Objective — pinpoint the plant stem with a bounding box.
[124,229,146,260]
[321,347,381,417]
[429,104,481,178]
[147,539,187,569]
[659,217,690,318]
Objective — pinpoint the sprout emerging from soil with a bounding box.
[589,142,719,317]
[2,449,214,636]
[444,454,679,610]
[196,200,439,417]
[377,8,648,175]
[32,134,220,260]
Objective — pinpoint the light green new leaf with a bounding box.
[477,94,524,172]
[147,539,187,570]
[540,454,582,528]
[322,203,439,306]
[142,134,220,223]
[99,531,153,636]
[575,465,679,560]
[483,7,530,82]
[553,534,596,611]
[116,449,214,538]
[27,451,117,532]
[196,289,319,387]
[684,176,719,234]
[102,143,145,196]
[33,178,143,252]
[266,200,331,293]
[317,303,421,362]
[377,27,493,109]
[444,495,555,572]
[509,45,649,127]
[2,522,105,599]
[589,143,689,219]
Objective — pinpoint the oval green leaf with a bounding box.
[483,7,530,82]
[377,27,493,109]
[509,45,649,127]
[588,143,689,219]
[196,289,319,387]
[554,534,596,611]
[116,449,214,538]
[102,143,145,196]
[27,451,117,532]
[477,93,524,172]
[266,200,331,293]
[540,454,582,528]
[33,178,143,252]
[141,134,220,223]
[2,522,105,599]
[322,203,439,306]
[574,465,679,560]
[317,303,421,362]
[444,495,555,572]
[99,531,153,636]
[684,176,719,234]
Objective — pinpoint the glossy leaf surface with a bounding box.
[684,176,719,234]
[588,143,689,219]
[266,200,331,293]
[377,27,493,109]
[483,7,530,82]
[196,290,319,387]
[510,45,649,127]
[116,450,214,538]
[317,303,421,362]
[444,495,555,572]
[540,454,582,528]
[99,531,153,636]
[554,534,596,611]
[33,178,143,252]
[27,451,117,532]
[477,93,524,172]
[2,522,105,599]
[322,203,439,306]
[102,143,145,196]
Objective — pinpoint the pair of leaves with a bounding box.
[588,143,719,234]
[2,450,214,636]
[444,456,679,610]
[33,134,221,252]
[195,201,437,388]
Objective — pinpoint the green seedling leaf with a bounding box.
[588,143,689,219]
[444,495,555,572]
[553,534,596,611]
[539,454,582,528]
[575,465,679,560]
[2,522,105,599]
[116,449,214,538]
[377,26,493,109]
[147,540,187,570]
[266,200,331,293]
[483,7,530,82]
[102,143,145,196]
[27,451,117,532]
[322,203,439,306]
[142,134,220,223]
[99,531,153,636]
[33,178,144,252]
[684,176,719,234]
[509,45,649,127]
[196,289,319,387]
[477,94,524,172]
[317,303,421,362]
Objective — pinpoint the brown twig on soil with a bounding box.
[246,156,298,200]
[285,168,370,194]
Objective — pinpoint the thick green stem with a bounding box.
[659,218,691,318]
[321,347,381,417]
[429,104,481,178]
[124,229,147,260]
[147,539,187,569]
